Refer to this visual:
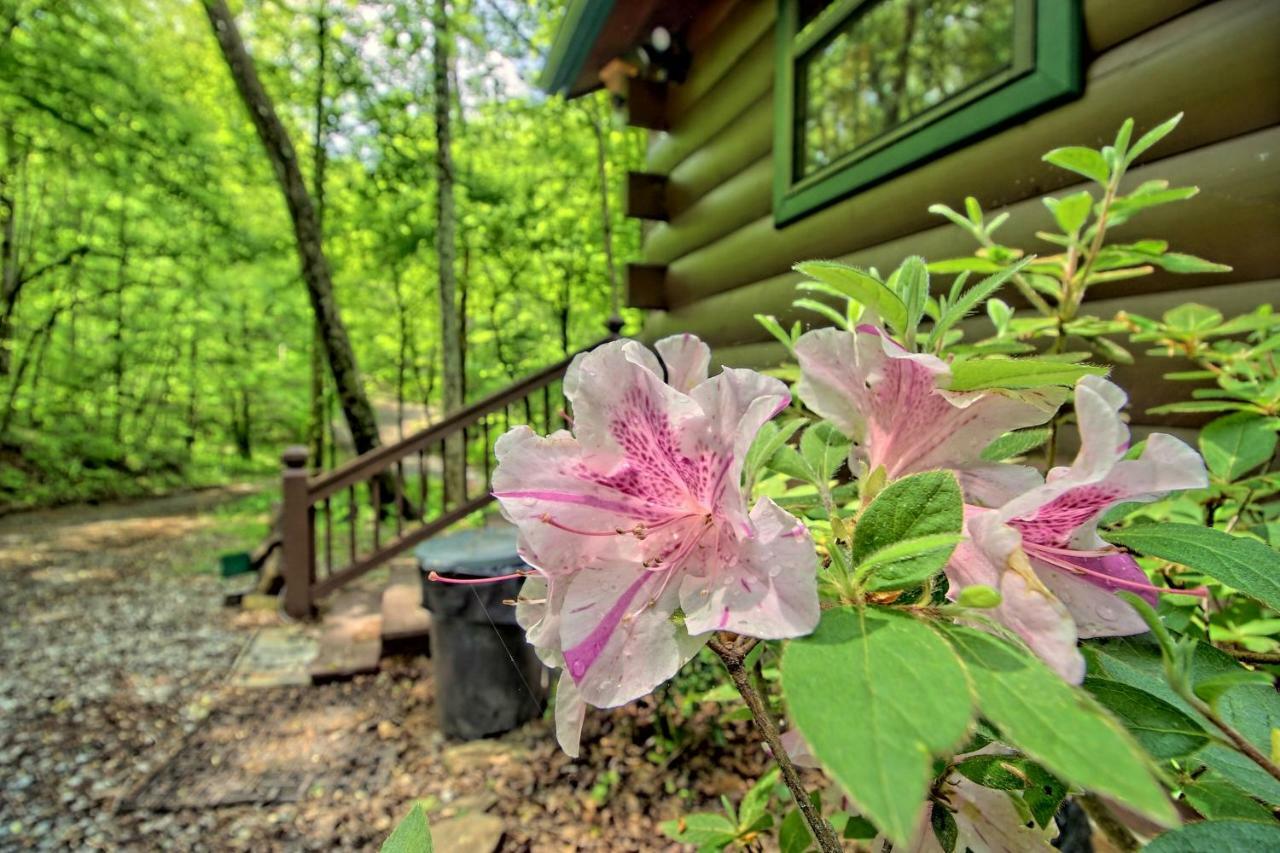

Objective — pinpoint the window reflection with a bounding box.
[797,0,1017,179]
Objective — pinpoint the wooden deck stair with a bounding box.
[308,559,431,684]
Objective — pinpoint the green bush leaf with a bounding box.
[940,626,1176,826]
[1126,113,1182,164]
[1146,819,1280,853]
[1043,146,1109,183]
[1199,413,1277,481]
[1082,677,1210,759]
[744,418,807,492]
[800,421,851,484]
[659,812,738,849]
[947,357,1106,391]
[853,471,963,590]
[783,609,974,847]
[1044,190,1093,234]
[381,803,433,853]
[1102,523,1280,610]
[1180,773,1275,821]
[1083,634,1280,805]
[1152,252,1232,274]
[794,261,908,332]
[778,810,811,853]
[980,427,1051,462]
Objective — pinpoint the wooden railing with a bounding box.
[279,337,614,618]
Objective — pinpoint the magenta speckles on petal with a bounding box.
[1011,485,1121,548]
[563,572,654,682]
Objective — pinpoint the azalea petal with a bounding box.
[795,327,1060,478]
[561,337,703,459]
[558,563,705,708]
[687,367,791,529]
[1034,558,1150,637]
[950,515,1083,683]
[679,498,819,639]
[493,426,668,573]
[955,462,1044,508]
[1001,379,1207,549]
[946,775,1058,853]
[655,333,711,394]
[778,728,820,769]
[553,673,587,758]
[515,573,568,667]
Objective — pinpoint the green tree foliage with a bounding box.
[0,0,641,510]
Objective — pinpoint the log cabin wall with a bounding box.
[628,0,1280,431]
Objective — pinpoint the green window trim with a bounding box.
[773,0,1083,227]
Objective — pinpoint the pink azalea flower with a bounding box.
[794,326,1066,505]
[947,376,1208,682]
[491,334,820,755]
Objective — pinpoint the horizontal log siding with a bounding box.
[645,126,1280,345]
[649,0,1280,310]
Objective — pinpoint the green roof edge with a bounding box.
[539,0,617,95]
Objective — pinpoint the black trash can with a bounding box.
[417,527,548,740]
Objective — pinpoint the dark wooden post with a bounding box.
[281,445,315,619]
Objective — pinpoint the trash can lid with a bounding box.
[415,526,524,577]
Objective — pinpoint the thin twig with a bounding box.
[1190,694,1280,785]
[708,634,843,853]
[1219,647,1280,665]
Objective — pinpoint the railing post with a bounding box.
[281,445,315,619]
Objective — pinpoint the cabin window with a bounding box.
[773,0,1081,225]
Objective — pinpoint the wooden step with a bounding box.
[309,588,382,684]
[380,560,432,656]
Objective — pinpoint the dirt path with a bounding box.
[0,493,772,851]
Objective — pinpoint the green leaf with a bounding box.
[1193,670,1273,707]
[778,810,811,853]
[783,609,974,846]
[737,767,779,833]
[930,805,958,853]
[1043,146,1109,183]
[1199,413,1277,481]
[898,255,929,344]
[800,421,851,484]
[744,418,807,492]
[1102,524,1280,611]
[794,261,908,333]
[947,357,1107,391]
[1082,677,1210,759]
[1152,252,1232,274]
[1083,635,1280,804]
[1146,819,1280,853]
[1126,113,1182,164]
[853,471,963,590]
[954,755,1034,791]
[940,625,1176,826]
[768,444,816,484]
[659,812,738,849]
[926,257,1004,274]
[381,804,433,853]
[928,260,1030,349]
[756,314,795,351]
[1180,773,1275,821]
[1044,190,1093,234]
[792,297,849,328]
[858,533,963,592]
[980,427,1051,462]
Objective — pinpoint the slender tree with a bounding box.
[431,0,464,502]
[201,0,382,461]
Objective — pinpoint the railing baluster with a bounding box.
[482,413,491,486]
[372,475,381,551]
[347,484,356,565]
[418,447,426,520]
[436,439,446,511]
[323,495,332,579]
[394,459,404,537]
[542,384,550,432]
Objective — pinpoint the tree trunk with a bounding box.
[0,123,20,378]
[307,1,329,470]
[431,0,464,505]
[202,0,382,463]
[587,100,620,323]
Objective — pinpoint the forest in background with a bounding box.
[0,0,641,511]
